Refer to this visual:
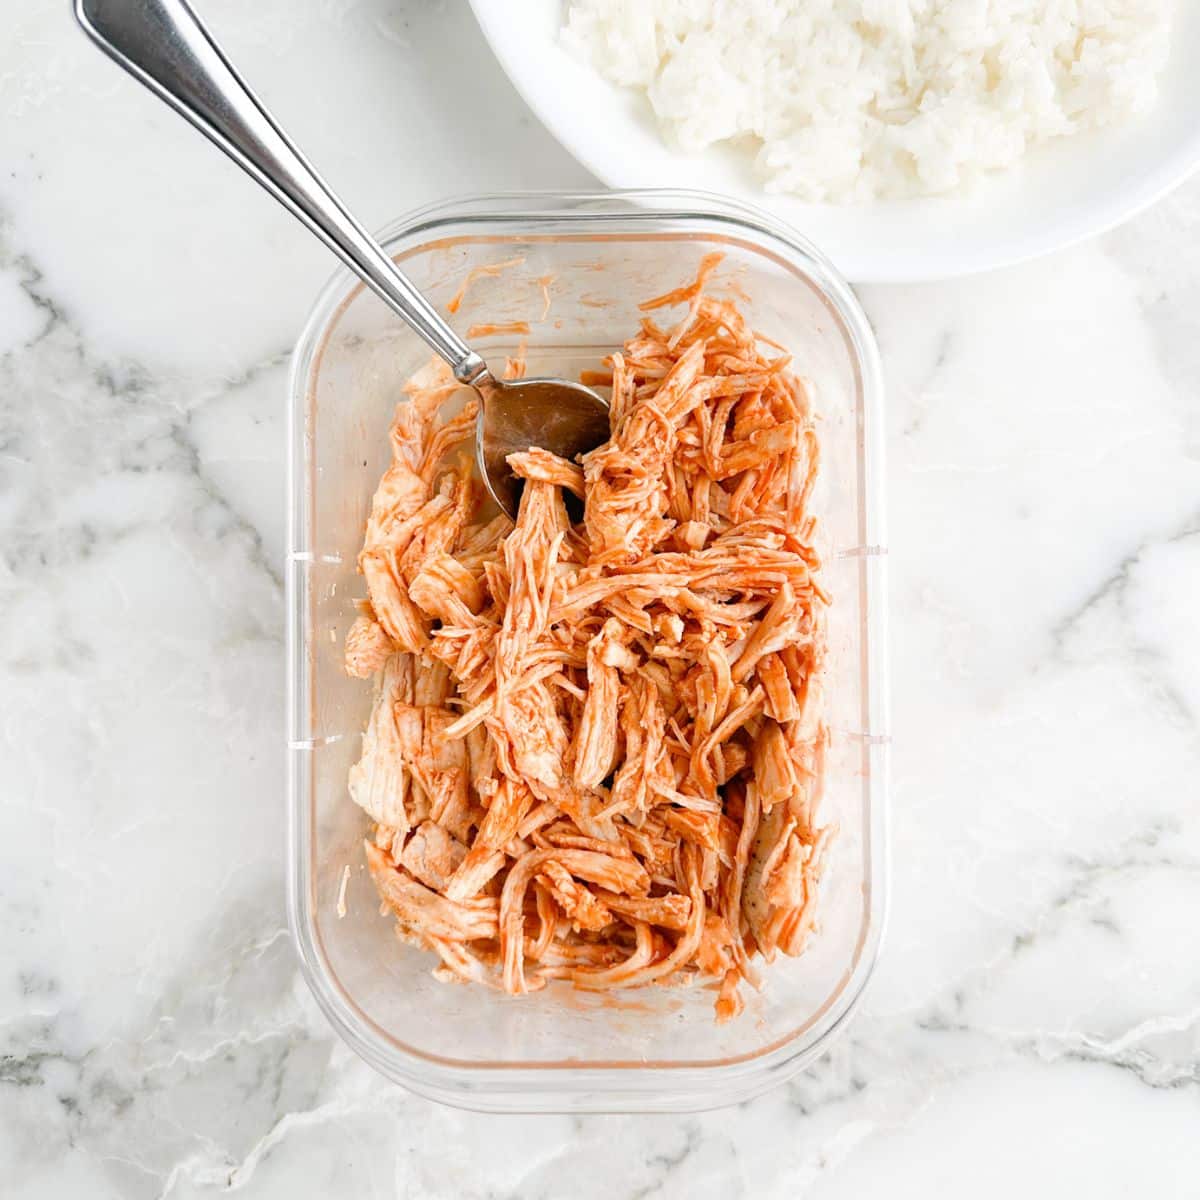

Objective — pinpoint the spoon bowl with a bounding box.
[475,374,611,517]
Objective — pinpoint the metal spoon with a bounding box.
[74,0,610,519]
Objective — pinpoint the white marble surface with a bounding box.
[4,0,1200,1195]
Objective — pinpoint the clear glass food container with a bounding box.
[286,191,888,1113]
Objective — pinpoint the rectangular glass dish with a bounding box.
[286,191,889,1112]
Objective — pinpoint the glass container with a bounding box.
[286,191,889,1112]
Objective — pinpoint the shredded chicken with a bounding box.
[466,320,532,339]
[445,255,525,314]
[346,257,829,1021]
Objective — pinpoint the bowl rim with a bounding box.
[285,189,890,1112]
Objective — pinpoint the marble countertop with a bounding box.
[5,1,1200,1195]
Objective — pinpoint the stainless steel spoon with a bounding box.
[74,0,610,519]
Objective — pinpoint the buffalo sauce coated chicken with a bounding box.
[344,254,830,1021]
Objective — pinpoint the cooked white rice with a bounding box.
[562,0,1174,202]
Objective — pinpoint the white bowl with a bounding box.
[469,0,1200,282]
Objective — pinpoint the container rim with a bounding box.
[285,189,889,1112]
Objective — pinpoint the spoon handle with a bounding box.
[74,0,486,383]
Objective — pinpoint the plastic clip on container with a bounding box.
[287,190,889,1113]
